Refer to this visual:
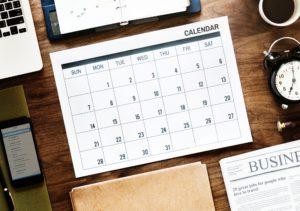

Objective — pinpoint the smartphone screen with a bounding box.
[0,118,43,186]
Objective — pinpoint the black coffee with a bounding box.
[263,0,295,23]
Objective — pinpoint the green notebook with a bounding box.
[0,85,52,211]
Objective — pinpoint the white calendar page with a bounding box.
[54,0,189,34]
[50,16,252,178]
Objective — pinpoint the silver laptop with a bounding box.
[0,0,42,80]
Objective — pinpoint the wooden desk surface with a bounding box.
[1,0,300,210]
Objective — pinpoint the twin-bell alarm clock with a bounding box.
[263,37,300,109]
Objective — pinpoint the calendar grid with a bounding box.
[72,37,238,163]
[60,30,245,171]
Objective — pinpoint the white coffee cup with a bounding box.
[259,0,300,27]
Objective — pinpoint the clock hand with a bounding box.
[289,78,295,95]
[289,65,296,95]
[289,83,294,95]
[292,66,296,80]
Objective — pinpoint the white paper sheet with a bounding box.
[54,0,190,34]
[122,0,189,21]
[50,17,252,177]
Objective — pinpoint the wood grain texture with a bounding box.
[1,0,300,210]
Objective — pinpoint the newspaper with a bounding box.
[220,140,300,211]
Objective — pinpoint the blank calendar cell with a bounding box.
[73,113,98,133]
[182,70,206,91]
[108,56,131,69]
[163,94,188,114]
[159,75,185,96]
[155,57,180,78]
[201,47,226,69]
[96,108,120,128]
[144,116,169,137]
[126,140,150,160]
[88,71,112,92]
[167,112,192,132]
[69,94,93,115]
[140,98,165,119]
[133,62,157,83]
[170,130,195,150]
[136,80,161,101]
[194,125,218,145]
[122,121,146,142]
[86,60,109,74]
[103,144,128,164]
[153,46,176,60]
[186,89,210,109]
[77,130,101,151]
[216,120,240,141]
[65,76,90,97]
[176,41,199,55]
[131,52,154,65]
[178,52,203,73]
[100,126,123,146]
[205,66,229,87]
[148,135,172,155]
[198,37,222,50]
[81,148,105,169]
[190,107,214,128]
[92,89,115,110]
[208,84,233,105]
[118,103,142,124]
[114,85,139,105]
[212,102,237,123]
[110,66,135,87]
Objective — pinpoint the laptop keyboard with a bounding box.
[0,0,26,38]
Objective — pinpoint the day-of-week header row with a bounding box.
[63,37,222,79]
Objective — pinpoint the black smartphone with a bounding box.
[0,117,43,187]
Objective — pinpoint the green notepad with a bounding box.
[0,85,52,211]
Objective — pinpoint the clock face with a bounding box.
[275,60,300,101]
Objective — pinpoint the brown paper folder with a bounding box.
[70,162,215,211]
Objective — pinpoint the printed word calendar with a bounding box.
[51,17,252,178]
